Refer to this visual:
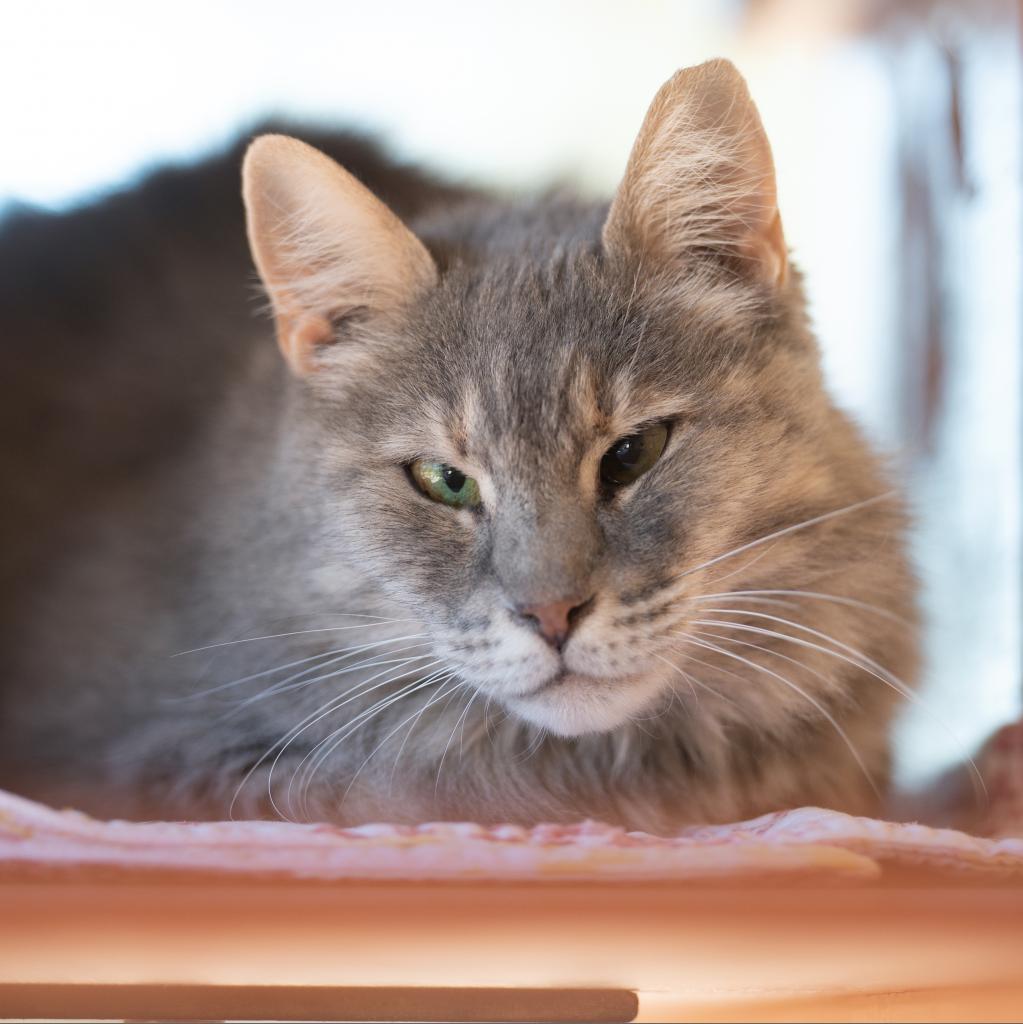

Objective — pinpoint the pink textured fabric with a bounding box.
[0,788,878,881]
[2,721,1020,883]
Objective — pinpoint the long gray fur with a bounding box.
[0,77,917,832]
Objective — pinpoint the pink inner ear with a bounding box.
[279,313,334,376]
[243,135,438,365]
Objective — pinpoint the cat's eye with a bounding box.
[599,422,670,488]
[409,459,482,509]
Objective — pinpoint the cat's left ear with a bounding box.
[243,135,437,375]
[603,59,788,288]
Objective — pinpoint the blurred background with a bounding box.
[1,0,1019,787]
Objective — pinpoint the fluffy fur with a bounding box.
[0,61,918,831]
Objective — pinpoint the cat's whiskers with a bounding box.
[628,716,657,739]
[234,661,427,822]
[302,672,462,819]
[690,589,914,626]
[222,656,436,732]
[386,674,464,797]
[186,632,432,705]
[281,660,451,821]
[659,653,699,702]
[651,651,729,709]
[227,655,444,820]
[696,594,801,613]
[173,615,421,658]
[459,685,486,760]
[668,643,754,690]
[515,725,547,764]
[661,677,684,718]
[167,646,352,705]
[627,674,684,724]
[434,686,482,800]
[481,694,496,746]
[687,609,988,804]
[671,491,897,584]
[689,627,845,699]
[687,622,981,808]
[701,540,779,589]
[294,666,457,821]
[672,631,881,798]
[656,649,748,711]
[324,674,462,817]
[317,675,466,819]
[222,639,433,716]
[691,609,915,701]
[620,492,899,623]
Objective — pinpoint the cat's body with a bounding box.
[0,62,918,831]
[0,131,472,817]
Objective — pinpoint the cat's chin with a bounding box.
[503,670,667,737]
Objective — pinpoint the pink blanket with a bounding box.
[3,721,1021,883]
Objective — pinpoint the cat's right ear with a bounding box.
[242,135,437,376]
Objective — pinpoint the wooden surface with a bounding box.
[3,873,1022,1021]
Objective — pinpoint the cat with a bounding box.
[0,59,918,832]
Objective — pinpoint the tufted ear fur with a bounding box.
[603,59,788,288]
[243,135,438,375]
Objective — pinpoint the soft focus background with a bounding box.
[1,0,1019,787]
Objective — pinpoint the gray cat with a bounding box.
[0,60,917,831]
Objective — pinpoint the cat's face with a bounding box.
[306,253,841,737]
[243,60,888,740]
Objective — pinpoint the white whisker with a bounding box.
[701,540,779,588]
[434,686,480,799]
[690,626,837,692]
[651,651,739,709]
[669,491,897,585]
[286,661,450,821]
[689,609,987,803]
[675,632,881,798]
[515,725,547,764]
[298,667,456,820]
[386,674,462,795]
[173,615,420,657]
[459,686,485,759]
[694,610,915,700]
[163,646,350,704]
[191,632,431,705]
[227,656,442,821]
[692,589,913,626]
[225,642,433,715]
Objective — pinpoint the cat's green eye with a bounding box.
[409,459,482,509]
[599,422,670,488]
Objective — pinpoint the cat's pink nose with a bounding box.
[517,596,594,651]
